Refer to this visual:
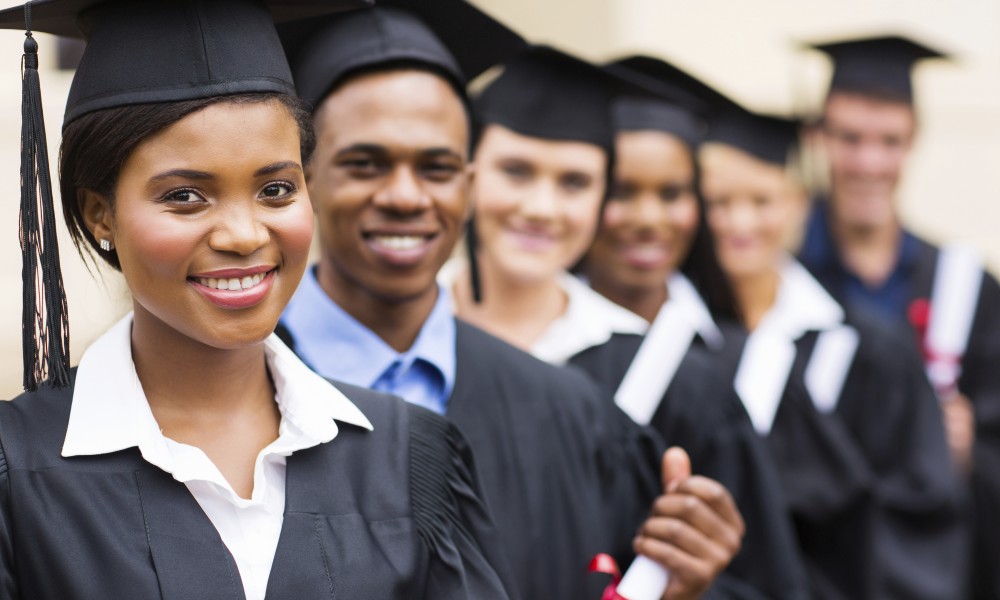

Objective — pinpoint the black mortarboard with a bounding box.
[0,0,367,391]
[809,34,949,104]
[282,0,526,110]
[605,55,717,147]
[706,108,801,166]
[474,45,642,154]
[0,0,370,124]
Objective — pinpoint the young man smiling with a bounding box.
[273,3,793,599]
[799,34,1000,599]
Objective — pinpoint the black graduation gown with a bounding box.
[716,311,967,600]
[571,333,811,600]
[0,374,514,600]
[807,231,1000,599]
[446,322,664,600]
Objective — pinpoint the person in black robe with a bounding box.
[797,35,1000,598]
[0,1,514,598]
[0,380,510,599]
[569,55,810,600]
[698,99,966,599]
[278,8,755,600]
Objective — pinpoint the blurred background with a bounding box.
[1,0,999,398]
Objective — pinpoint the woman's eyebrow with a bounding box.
[147,162,301,184]
[255,161,302,177]
[149,168,214,183]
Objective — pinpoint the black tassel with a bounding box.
[20,2,70,391]
[464,219,483,304]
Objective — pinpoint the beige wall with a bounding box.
[473,0,1000,270]
[2,3,999,396]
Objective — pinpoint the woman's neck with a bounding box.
[587,270,670,324]
[130,305,280,499]
[729,267,780,332]
[451,256,568,352]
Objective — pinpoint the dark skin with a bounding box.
[79,100,314,499]
[308,70,472,352]
[585,130,700,323]
[308,67,744,599]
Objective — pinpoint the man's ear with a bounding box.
[78,189,115,247]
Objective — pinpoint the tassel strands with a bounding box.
[19,1,70,391]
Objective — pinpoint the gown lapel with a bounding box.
[135,468,246,600]
[264,446,337,600]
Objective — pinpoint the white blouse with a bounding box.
[437,259,648,365]
[733,258,858,435]
[61,314,373,600]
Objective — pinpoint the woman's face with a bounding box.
[94,100,312,349]
[585,130,699,294]
[700,144,805,280]
[471,124,607,285]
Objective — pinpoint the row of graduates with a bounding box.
[1,1,997,600]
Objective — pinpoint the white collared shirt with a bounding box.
[664,273,724,350]
[531,272,650,365]
[62,314,373,600]
[734,258,849,434]
[436,259,648,366]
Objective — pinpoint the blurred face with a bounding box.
[820,92,915,228]
[472,124,607,285]
[586,130,699,293]
[309,70,470,304]
[100,101,312,348]
[700,145,805,280]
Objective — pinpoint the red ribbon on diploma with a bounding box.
[908,298,960,398]
[589,553,629,600]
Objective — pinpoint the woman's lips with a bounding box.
[504,227,558,252]
[619,242,670,270]
[189,268,276,309]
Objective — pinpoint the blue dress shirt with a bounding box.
[799,202,921,326]
[280,267,456,415]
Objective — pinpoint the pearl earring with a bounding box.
[99,239,112,252]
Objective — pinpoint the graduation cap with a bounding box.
[809,34,950,104]
[0,0,367,391]
[605,55,718,148]
[706,108,801,167]
[474,46,623,153]
[282,0,526,110]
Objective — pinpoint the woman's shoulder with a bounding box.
[0,376,77,469]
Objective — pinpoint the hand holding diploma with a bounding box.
[631,447,745,600]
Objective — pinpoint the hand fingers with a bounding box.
[648,493,743,554]
[662,447,692,493]
[633,536,717,599]
[673,476,745,536]
[638,516,735,568]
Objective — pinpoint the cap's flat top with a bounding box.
[0,0,373,37]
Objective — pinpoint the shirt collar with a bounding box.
[757,257,845,338]
[281,267,456,397]
[62,312,372,465]
[667,273,724,349]
[802,199,921,276]
[532,272,649,365]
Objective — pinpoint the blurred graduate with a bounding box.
[798,35,1000,598]
[697,91,967,598]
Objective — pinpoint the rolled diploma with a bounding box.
[615,555,669,600]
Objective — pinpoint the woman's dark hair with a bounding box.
[59,92,314,271]
[680,158,740,323]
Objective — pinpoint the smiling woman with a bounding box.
[0,1,514,599]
